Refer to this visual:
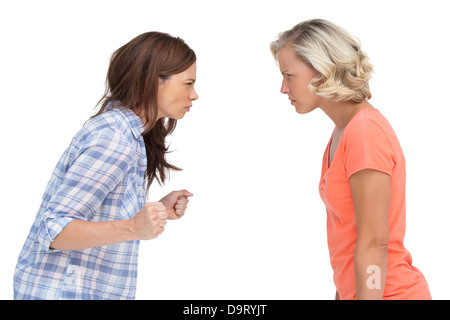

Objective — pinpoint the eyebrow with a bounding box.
[186,78,196,82]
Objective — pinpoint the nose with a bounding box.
[280,78,290,95]
[190,88,199,101]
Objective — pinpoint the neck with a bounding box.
[134,107,163,131]
[319,99,372,131]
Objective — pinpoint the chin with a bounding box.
[171,114,186,120]
[295,104,315,114]
[164,112,185,120]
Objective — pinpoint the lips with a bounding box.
[185,106,191,112]
[290,100,296,105]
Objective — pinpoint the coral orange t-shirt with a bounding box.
[319,107,431,300]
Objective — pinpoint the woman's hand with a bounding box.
[50,202,169,250]
[159,189,194,220]
[131,202,168,240]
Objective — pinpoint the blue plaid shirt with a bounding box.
[14,104,147,299]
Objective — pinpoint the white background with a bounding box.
[1,0,449,300]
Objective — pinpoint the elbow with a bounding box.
[38,212,75,251]
[356,236,389,254]
[370,239,389,253]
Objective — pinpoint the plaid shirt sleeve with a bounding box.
[15,107,147,300]
[36,127,134,250]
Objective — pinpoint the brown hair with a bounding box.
[93,32,196,189]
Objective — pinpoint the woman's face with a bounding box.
[157,62,198,120]
[277,45,321,114]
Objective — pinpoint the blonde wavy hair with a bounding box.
[270,19,374,103]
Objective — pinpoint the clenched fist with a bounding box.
[131,202,168,240]
[159,189,194,220]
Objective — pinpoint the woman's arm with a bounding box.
[50,202,167,251]
[349,169,390,300]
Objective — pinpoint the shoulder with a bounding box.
[76,110,136,145]
[341,108,401,177]
[71,111,135,156]
[347,108,386,132]
[344,108,396,147]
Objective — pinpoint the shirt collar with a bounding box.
[122,108,146,139]
[106,102,146,139]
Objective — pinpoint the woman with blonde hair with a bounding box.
[14,31,198,299]
[270,19,431,300]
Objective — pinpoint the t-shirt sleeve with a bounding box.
[343,119,396,179]
[36,128,134,251]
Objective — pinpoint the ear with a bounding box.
[158,75,171,87]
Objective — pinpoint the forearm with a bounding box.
[354,242,388,299]
[50,219,136,251]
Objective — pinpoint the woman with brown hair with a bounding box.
[14,32,198,299]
